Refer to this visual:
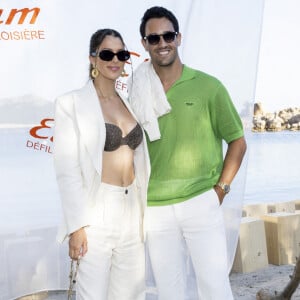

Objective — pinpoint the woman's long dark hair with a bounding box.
[88,29,125,79]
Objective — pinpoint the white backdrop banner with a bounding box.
[0,1,264,298]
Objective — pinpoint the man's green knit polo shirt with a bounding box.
[146,65,244,206]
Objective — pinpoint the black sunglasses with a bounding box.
[95,50,130,62]
[143,31,178,45]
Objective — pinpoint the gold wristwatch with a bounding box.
[216,182,230,194]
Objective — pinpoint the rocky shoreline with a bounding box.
[252,103,300,132]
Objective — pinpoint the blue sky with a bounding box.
[255,0,300,112]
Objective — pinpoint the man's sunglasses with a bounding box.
[92,50,130,62]
[143,31,178,45]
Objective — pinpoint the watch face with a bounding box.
[217,182,230,194]
[224,185,230,193]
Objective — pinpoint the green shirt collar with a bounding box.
[171,65,197,88]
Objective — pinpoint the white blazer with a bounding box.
[53,80,150,242]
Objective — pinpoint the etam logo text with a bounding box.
[0,7,45,41]
[26,118,54,154]
[0,7,40,24]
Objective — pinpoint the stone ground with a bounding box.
[230,264,300,299]
[16,264,300,300]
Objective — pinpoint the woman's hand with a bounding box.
[69,227,88,260]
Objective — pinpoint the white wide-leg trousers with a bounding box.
[76,181,145,300]
[146,189,234,300]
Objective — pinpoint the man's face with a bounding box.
[142,17,181,67]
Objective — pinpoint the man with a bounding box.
[129,6,247,300]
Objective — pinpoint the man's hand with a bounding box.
[214,185,226,205]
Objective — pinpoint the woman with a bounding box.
[53,29,150,300]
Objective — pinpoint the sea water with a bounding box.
[244,130,300,204]
[1,128,300,230]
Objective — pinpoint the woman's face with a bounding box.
[90,35,127,81]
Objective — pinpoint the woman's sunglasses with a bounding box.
[94,50,130,62]
[143,31,178,45]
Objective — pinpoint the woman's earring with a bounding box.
[121,69,127,77]
[91,66,99,79]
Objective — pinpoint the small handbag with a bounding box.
[68,258,80,300]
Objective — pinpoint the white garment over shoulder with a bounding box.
[127,61,171,141]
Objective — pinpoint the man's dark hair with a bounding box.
[139,6,179,38]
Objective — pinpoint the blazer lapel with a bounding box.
[74,81,105,175]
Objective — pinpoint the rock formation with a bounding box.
[252,103,300,132]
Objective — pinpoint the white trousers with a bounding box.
[76,181,145,300]
[145,189,234,300]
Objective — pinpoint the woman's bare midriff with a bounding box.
[101,146,135,187]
